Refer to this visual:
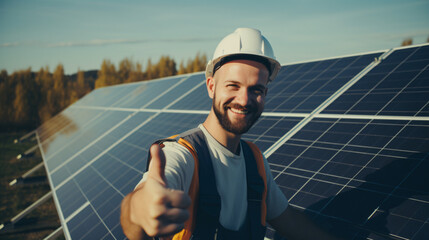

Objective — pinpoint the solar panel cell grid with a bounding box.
[73,84,140,108]
[243,116,302,152]
[93,155,139,195]
[269,118,429,239]
[167,83,211,110]
[37,107,105,145]
[68,206,110,239]
[112,76,185,109]
[146,73,205,109]
[56,180,87,219]
[44,110,136,172]
[264,52,383,113]
[323,45,429,116]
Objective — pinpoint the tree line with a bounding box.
[0,53,207,130]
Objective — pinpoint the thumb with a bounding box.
[147,144,167,186]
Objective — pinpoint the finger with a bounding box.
[147,144,167,185]
[161,208,190,224]
[167,190,192,209]
[157,223,185,237]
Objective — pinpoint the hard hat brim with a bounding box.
[206,53,281,82]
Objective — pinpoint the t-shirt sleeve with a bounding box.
[137,142,195,193]
[264,155,289,220]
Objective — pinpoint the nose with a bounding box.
[235,88,251,107]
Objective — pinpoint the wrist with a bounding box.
[121,193,145,240]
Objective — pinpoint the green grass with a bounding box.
[0,131,62,240]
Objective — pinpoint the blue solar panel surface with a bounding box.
[264,52,383,113]
[146,74,205,109]
[112,76,185,109]
[36,44,429,240]
[73,84,142,108]
[270,118,429,239]
[168,82,212,111]
[323,45,429,116]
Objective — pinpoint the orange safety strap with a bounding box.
[170,138,199,240]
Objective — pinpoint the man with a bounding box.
[121,28,340,239]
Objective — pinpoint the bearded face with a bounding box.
[207,59,269,135]
[212,91,264,135]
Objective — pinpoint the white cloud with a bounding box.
[0,42,20,47]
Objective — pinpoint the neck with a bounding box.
[203,110,241,155]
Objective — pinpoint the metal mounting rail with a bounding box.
[43,226,63,240]
[16,145,39,160]
[9,162,45,186]
[0,191,52,231]
[14,130,36,143]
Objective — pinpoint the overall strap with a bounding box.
[180,128,221,240]
[242,141,268,240]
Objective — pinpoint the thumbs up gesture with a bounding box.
[128,144,191,237]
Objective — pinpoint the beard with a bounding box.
[212,93,263,135]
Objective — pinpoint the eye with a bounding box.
[226,84,239,90]
[253,89,263,95]
[252,87,265,95]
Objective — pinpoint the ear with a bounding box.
[206,77,215,99]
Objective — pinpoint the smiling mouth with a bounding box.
[229,107,249,115]
[226,103,253,115]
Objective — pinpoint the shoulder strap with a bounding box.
[180,128,221,239]
[243,140,268,226]
[242,140,268,240]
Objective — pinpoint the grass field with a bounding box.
[0,131,63,239]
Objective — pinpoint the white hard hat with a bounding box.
[205,28,281,82]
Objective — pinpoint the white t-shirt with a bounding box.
[140,124,288,230]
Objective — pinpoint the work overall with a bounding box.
[148,128,267,240]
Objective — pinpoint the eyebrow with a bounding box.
[253,84,267,90]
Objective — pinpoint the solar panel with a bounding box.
[146,74,205,109]
[264,52,383,113]
[36,43,429,240]
[268,118,429,239]
[323,45,429,116]
[111,76,186,109]
[243,116,303,152]
[168,82,212,111]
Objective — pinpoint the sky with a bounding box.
[1,0,428,75]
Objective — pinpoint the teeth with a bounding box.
[230,108,248,114]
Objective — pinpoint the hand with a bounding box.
[129,144,191,237]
